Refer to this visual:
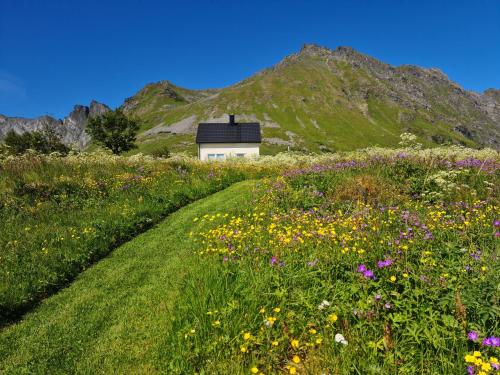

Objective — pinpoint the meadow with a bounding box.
[0,151,268,323]
[0,145,499,374]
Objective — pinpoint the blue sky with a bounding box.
[1,0,499,118]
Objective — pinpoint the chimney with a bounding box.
[229,114,235,125]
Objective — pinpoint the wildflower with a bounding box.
[270,256,278,265]
[273,307,281,313]
[212,320,220,327]
[243,332,251,340]
[288,366,297,374]
[315,337,323,344]
[291,339,299,348]
[264,316,277,327]
[384,303,392,310]
[271,340,279,346]
[292,355,301,364]
[468,331,479,342]
[389,276,397,282]
[377,258,394,268]
[466,365,474,375]
[357,264,367,273]
[309,328,317,334]
[240,346,248,353]
[481,362,492,372]
[474,351,482,357]
[374,294,382,301]
[328,313,338,322]
[335,333,348,345]
[251,367,259,374]
[465,354,476,363]
[402,272,409,278]
[259,307,266,314]
[318,300,330,310]
[363,269,375,279]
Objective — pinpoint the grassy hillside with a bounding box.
[122,45,500,156]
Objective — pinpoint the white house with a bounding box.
[195,115,261,161]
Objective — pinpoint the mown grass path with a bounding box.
[0,180,256,373]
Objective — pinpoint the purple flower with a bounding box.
[482,337,493,346]
[377,258,393,268]
[494,219,500,227]
[490,336,500,347]
[374,294,382,301]
[467,331,479,342]
[424,231,434,240]
[270,256,278,265]
[363,270,375,279]
[492,362,500,371]
[357,264,367,273]
[467,365,474,375]
[384,303,391,309]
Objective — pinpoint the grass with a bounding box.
[0,180,257,373]
[0,153,265,323]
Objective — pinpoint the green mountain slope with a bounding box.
[123,44,500,155]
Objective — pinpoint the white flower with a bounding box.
[335,333,348,346]
[318,300,331,310]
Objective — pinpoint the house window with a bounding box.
[207,154,216,160]
[236,153,245,157]
[216,154,225,159]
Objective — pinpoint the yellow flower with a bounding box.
[481,266,487,272]
[292,355,301,364]
[273,307,281,313]
[243,332,251,340]
[390,276,397,282]
[481,362,491,372]
[212,320,220,327]
[328,314,338,322]
[402,272,409,278]
[289,366,297,374]
[465,355,476,363]
[251,367,259,374]
[271,341,279,346]
[259,307,266,314]
[474,351,482,357]
[240,346,248,353]
[309,328,317,334]
[291,339,299,348]
[315,337,323,344]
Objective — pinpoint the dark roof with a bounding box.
[196,122,261,144]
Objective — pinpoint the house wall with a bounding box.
[198,143,260,161]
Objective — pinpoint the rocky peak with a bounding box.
[0,101,110,149]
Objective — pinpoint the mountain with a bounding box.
[123,44,500,154]
[0,100,109,149]
[2,45,499,154]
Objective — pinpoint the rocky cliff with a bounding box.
[0,100,110,149]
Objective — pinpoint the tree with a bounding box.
[86,109,140,154]
[3,128,69,155]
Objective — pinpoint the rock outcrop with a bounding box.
[0,100,110,149]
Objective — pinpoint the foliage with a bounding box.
[86,109,141,154]
[2,128,69,155]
